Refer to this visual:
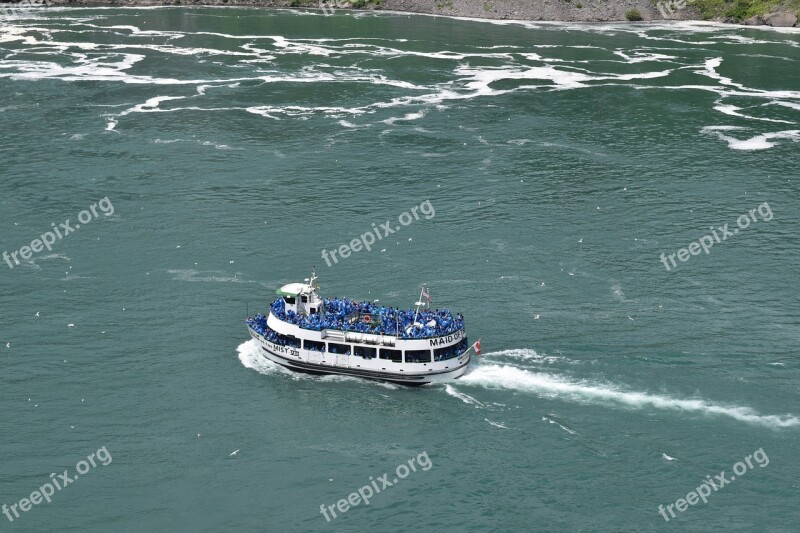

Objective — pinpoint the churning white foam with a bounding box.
[383,110,426,125]
[482,348,568,365]
[36,253,70,261]
[701,126,800,151]
[458,364,799,429]
[542,415,578,435]
[712,103,794,124]
[444,385,483,406]
[238,340,294,378]
[485,418,508,429]
[2,18,796,138]
[167,269,248,283]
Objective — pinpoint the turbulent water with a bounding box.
[1,7,799,531]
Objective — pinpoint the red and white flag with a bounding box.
[421,288,431,302]
[474,340,481,355]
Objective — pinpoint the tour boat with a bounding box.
[246,271,478,385]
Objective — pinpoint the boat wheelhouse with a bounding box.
[246,272,474,385]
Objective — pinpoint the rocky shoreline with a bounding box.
[42,0,800,28]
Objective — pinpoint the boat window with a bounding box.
[328,342,351,355]
[304,340,325,352]
[354,346,376,359]
[379,348,402,362]
[405,349,432,363]
[301,295,308,303]
[434,341,465,361]
[455,338,468,355]
[277,333,301,348]
[284,296,296,305]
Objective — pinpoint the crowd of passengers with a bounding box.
[247,316,299,347]
[247,313,280,338]
[261,297,465,339]
[244,317,467,361]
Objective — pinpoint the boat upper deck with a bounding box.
[255,297,465,340]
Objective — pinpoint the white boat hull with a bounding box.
[249,328,470,386]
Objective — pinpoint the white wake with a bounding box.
[458,364,799,429]
[237,338,798,429]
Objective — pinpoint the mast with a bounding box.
[413,284,426,325]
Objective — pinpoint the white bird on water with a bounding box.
[662,453,677,461]
[5,342,9,348]
[229,449,239,457]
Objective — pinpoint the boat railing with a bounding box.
[270,313,463,340]
[267,305,465,340]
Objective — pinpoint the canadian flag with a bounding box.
[474,340,481,355]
